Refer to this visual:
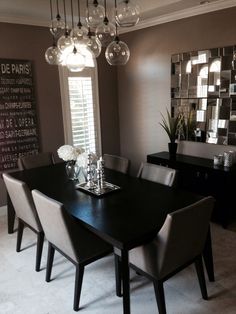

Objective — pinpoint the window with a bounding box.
[59,64,101,155]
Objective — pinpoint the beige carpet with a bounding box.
[0,206,236,314]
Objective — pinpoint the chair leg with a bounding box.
[114,254,122,297]
[153,280,166,314]
[16,219,24,252]
[73,265,84,311]
[195,256,208,300]
[46,243,55,282]
[35,232,44,272]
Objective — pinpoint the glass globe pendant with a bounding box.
[96,0,116,47]
[86,29,102,58]
[115,0,140,27]
[45,44,62,65]
[66,46,86,72]
[96,16,116,47]
[49,0,65,37]
[86,0,105,28]
[50,15,65,37]
[45,34,62,65]
[57,30,74,53]
[71,22,88,41]
[71,0,88,41]
[105,35,130,65]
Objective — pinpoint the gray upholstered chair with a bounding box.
[137,162,177,187]
[17,152,55,170]
[103,154,130,174]
[32,189,112,312]
[3,173,44,272]
[127,196,214,314]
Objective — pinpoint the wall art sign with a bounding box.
[0,59,40,171]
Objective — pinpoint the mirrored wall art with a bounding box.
[171,45,236,145]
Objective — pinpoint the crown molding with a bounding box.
[0,15,48,28]
[120,0,236,34]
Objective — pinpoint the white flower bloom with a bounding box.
[57,145,80,161]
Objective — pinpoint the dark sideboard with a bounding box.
[147,151,236,228]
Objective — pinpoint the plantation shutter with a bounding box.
[59,66,101,156]
[68,77,97,153]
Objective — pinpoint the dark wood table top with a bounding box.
[11,162,203,250]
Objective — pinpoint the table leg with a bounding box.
[203,226,215,282]
[7,193,15,234]
[121,249,130,314]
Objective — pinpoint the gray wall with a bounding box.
[0,22,119,206]
[118,7,236,174]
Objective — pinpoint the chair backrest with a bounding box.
[157,196,214,279]
[137,162,177,187]
[2,173,42,232]
[32,189,79,263]
[18,152,55,170]
[103,154,130,174]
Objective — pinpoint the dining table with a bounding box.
[6,162,215,314]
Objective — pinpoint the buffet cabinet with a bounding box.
[147,151,236,227]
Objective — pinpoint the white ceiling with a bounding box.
[0,0,235,32]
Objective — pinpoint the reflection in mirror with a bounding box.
[171,44,236,146]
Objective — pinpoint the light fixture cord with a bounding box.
[86,0,92,38]
[56,0,59,14]
[86,0,89,18]
[71,0,74,28]
[77,0,81,25]
[114,0,117,20]
[115,22,119,42]
[63,0,68,31]
[56,0,61,20]
[50,0,56,46]
[104,0,107,17]
[50,0,53,21]
[104,0,109,24]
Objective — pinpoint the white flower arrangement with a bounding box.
[57,145,85,162]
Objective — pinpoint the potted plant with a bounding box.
[160,108,183,157]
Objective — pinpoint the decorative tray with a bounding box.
[75,181,121,196]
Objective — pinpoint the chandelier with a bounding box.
[45,0,140,71]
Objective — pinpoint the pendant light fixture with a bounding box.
[50,0,65,37]
[86,28,102,58]
[105,21,130,65]
[57,0,74,59]
[45,36,63,65]
[45,0,140,67]
[71,0,88,42]
[115,0,140,27]
[66,0,86,72]
[96,0,116,47]
[66,46,86,72]
[86,0,105,28]
[45,0,63,65]
[85,0,102,58]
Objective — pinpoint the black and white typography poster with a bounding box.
[0,59,39,171]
